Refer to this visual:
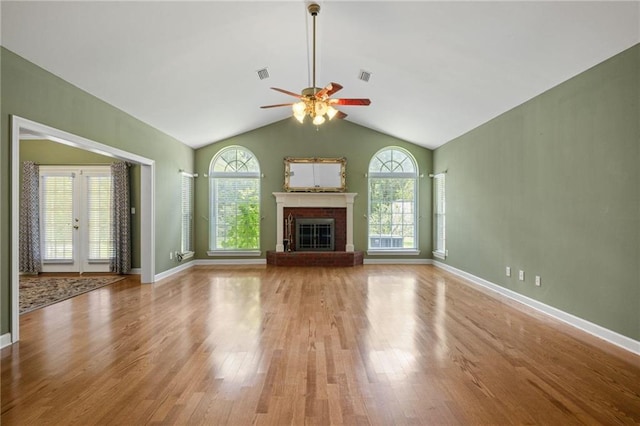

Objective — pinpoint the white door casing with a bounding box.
[10,116,156,344]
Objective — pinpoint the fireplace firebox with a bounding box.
[296,218,335,251]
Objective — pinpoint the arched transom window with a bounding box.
[209,146,261,253]
[367,147,418,251]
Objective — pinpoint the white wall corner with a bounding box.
[432,261,640,356]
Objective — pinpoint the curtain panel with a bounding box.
[19,161,42,273]
[110,162,131,274]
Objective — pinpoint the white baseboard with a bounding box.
[153,258,268,282]
[195,259,267,266]
[154,260,196,282]
[1,333,12,349]
[128,268,142,275]
[364,258,432,265]
[432,261,640,356]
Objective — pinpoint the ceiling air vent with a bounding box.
[358,70,372,82]
[256,68,270,80]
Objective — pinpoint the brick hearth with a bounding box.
[266,250,364,267]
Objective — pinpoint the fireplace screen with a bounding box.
[296,218,335,251]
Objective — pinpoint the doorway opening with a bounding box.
[10,116,156,344]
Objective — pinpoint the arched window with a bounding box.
[209,146,261,253]
[368,147,418,251]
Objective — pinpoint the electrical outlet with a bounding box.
[535,276,541,287]
[506,266,511,277]
[169,252,173,260]
[519,270,525,281]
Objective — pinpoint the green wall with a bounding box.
[20,139,142,269]
[433,44,640,340]
[1,47,194,335]
[3,39,636,347]
[194,118,434,260]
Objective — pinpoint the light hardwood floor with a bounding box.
[2,265,639,425]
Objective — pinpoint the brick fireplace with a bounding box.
[267,192,363,266]
[285,208,345,251]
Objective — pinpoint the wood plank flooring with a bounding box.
[2,265,639,425]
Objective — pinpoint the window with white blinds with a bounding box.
[86,175,113,261]
[209,146,261,253]
[181,173,194,255]
[41,174,74,261]
[433,173,446,259]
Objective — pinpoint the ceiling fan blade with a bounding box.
[335,110,348,119]
[260,103,294,109]
[270,87,302,98]
[326,82,343,96]
[316,82,343,99]
[330,98,371,106]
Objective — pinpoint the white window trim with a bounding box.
[432,250,447,260]
[180,251,195,260]
[367,249,421,256]
[432,172,446,260]
[209,146,261,252]
[207,250,261,257]
[180,171,195,259]
[367,147,419,252]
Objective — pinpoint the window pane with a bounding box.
[368,177,416,249]
[213,148,259,173]
[434,175,446,253]
[214,178,260,249]
[181,174,194,253]
[369,148,416,174]
[86,175,113,260]
[41,175,74,260]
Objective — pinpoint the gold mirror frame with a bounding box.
[283,157,346,192]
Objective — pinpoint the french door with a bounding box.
[39,166,113,273]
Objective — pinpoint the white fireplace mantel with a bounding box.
[273,192,357,252]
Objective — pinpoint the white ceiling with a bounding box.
[2,1,639,150]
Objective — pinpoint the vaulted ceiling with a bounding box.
[2,1,639,149]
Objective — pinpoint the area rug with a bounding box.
[19,275,126,314]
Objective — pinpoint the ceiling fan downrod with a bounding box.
[308,3,320,95]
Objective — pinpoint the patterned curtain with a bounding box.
[110,162,131,274]
[20,161,42,273]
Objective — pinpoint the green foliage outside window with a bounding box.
[219,189,260,249]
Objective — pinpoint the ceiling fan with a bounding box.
[260,3,371,125]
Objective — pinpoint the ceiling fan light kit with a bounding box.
[260,3,371,125]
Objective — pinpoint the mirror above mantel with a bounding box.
[283,157,346,192]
